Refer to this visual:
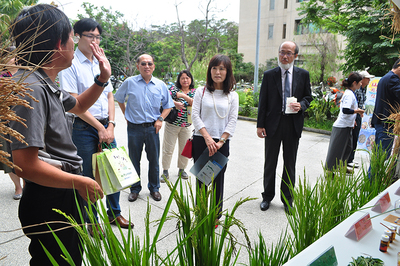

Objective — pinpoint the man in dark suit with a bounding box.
[371,59,400,162]
[257,41,312,213]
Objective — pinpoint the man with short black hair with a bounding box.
[10,4,110,265]
[115,54,174,202]
[59,18,133,236]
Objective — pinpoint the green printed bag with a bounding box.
[102,146,140,191]
[92,152,117,195]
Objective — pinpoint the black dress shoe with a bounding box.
[260,200,270,211]
[150,191,162,201]
[284,201,293,215]
[128,192,139,202]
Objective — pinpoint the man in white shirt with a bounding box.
[59,18,133,236]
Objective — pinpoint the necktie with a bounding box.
[284,70,290,112]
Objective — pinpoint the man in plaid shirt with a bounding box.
[348,70,375,168]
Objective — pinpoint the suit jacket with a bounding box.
[371,70,400,128]
[257,66,312,138]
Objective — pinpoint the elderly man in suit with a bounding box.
[257,41,312,213]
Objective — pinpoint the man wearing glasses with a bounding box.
[115,54,174,203]
[257,41,312,214]
[59,18,133,236]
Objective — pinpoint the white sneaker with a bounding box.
[347,162,359,168]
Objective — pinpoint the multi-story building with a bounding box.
[238,0,345,79]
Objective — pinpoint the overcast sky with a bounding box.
[44,0,240,29]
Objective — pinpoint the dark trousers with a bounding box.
[348,114,361,163]
[127,122,160,193]
[19,182,83,266]
[262,115,299,203]
[192,135,229,219]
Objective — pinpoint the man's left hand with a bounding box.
[154,120,162,134]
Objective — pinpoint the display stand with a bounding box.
[284,179,400,265]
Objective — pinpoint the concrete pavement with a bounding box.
[0,103,369,265]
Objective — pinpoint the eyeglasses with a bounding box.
[140,62,154,66]
[279,51,295,57]
[72,35,80,44]
[81,34,103,41]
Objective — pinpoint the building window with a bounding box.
[284,0,288,9]
[294,19,327,35]
[270,0,275,10]
[282,24,286,39]
[268,24,274,39]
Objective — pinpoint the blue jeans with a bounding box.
[127,122,160,193]
[72,118,121,221]
[374,123,394,159]
[368,123,394,179]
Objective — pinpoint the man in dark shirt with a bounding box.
[9,4,111,265]
[371,59,400,165]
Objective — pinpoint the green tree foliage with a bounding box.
[298,0,400,76]
[78,3,152,77]
[302,33,339,85]
[0,0,38,37]
[76,2,247,81]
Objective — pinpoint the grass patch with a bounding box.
[304,117,334,131]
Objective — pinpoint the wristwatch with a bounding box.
[94,74,109,88]
[158,116,164,122]
[108,120,116,127]
[219,137,226,144]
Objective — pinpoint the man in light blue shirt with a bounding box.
[115,54,174,202]
[59,18,133,236]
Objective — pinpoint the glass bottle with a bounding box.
[380,234,389,252]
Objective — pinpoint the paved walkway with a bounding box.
[0,104,369,265]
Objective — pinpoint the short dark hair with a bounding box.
[341,72,363,88]
[279,41,299,55]
[12,4,72,67]
[175,70,194,89]
[393,58,400,70]
[206,54,236,94]
[73,18,102,35]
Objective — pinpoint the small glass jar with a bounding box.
[380,234,389,252]
[385,229,392,244]
[390,226,397,241]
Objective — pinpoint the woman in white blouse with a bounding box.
[191,54,239,222]
[325,72,364,173]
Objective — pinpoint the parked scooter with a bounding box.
[312,82,343,106]
[110,75,124,91]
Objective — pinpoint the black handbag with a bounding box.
[160,106,178,123]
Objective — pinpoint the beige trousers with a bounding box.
[162,122,192,170]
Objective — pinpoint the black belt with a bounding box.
[134,122,155,127]
[75,117,108,125]
[97,117,109,125]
